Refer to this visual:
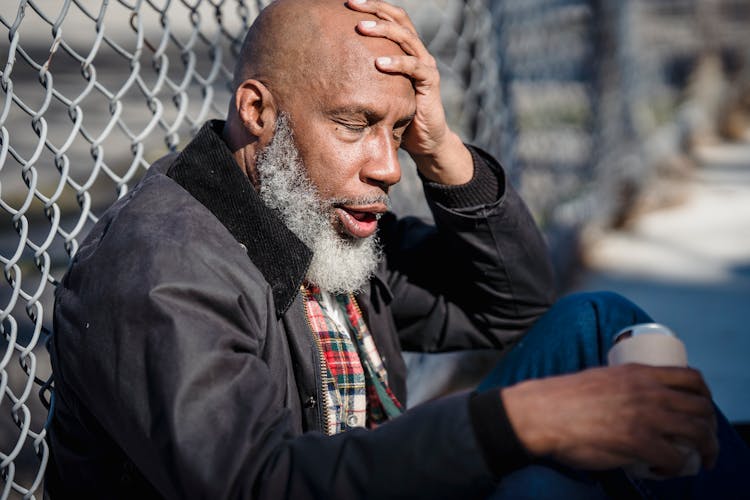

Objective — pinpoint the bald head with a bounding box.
[225,0,416,197]
[232,0,407,102]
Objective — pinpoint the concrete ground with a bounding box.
[573,136,750,423]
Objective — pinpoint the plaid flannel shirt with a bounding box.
[302,285,403,435]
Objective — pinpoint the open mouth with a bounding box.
[334,204,386,239]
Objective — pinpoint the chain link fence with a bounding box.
[1,0,749,497]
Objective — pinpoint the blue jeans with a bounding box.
[479,292,750,499]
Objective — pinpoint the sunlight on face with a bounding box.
[254,114,384,294]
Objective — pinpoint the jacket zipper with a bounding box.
[349,293,383,368]
[300,286,333,435]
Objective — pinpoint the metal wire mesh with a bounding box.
[1,0,748,497]
[1,1,272,496]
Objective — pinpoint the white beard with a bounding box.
[254,114,384,294]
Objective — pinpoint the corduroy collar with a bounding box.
[166,120,312,317]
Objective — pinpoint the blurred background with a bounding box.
[1,0,749,496]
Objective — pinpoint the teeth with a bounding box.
[340,207,380,223]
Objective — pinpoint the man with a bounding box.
[46,0,749,498]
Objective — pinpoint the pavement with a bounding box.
[573,135,750,423]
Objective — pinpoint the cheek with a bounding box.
[299,136,366,198]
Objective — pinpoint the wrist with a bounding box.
[411,131,473,185]
[501,381,556,459]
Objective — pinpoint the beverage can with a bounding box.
[608,323,687,367]
[607,323,700,479]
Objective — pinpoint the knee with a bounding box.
[552,291,652,337]
[582,291,649,320]
[556,290,644,316]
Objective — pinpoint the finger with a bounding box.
[635,434,688,477]
[357,19,427,58]
[648,366,713,399]
[641,404,719,473]
[347,0,418,33]
[670,417,718,456]
[663,413,719,466]
[375,55,438,88]
[650,441,719,477]
[626,365,718,435]
[657,390,715,420]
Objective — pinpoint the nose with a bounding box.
[361,128,401,190]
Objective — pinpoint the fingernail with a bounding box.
[360,20,377,28]
[352,0,367,4]
[376,57,392,66]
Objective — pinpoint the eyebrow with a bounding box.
[327,106,415,128]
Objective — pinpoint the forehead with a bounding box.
[307,37,416,117]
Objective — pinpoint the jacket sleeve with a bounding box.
[380,145,556,353]
[50,199,516,499]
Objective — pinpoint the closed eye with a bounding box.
[342,122,367,132]
[333,119,368,134]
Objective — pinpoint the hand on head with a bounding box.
[347,0,473,185]
[501,364,719,477]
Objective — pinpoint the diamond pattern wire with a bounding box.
[1,0,749,497]
[0,1,272,496]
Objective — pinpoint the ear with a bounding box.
[234,79,277,144]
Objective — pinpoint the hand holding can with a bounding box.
[607,323,702,479]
